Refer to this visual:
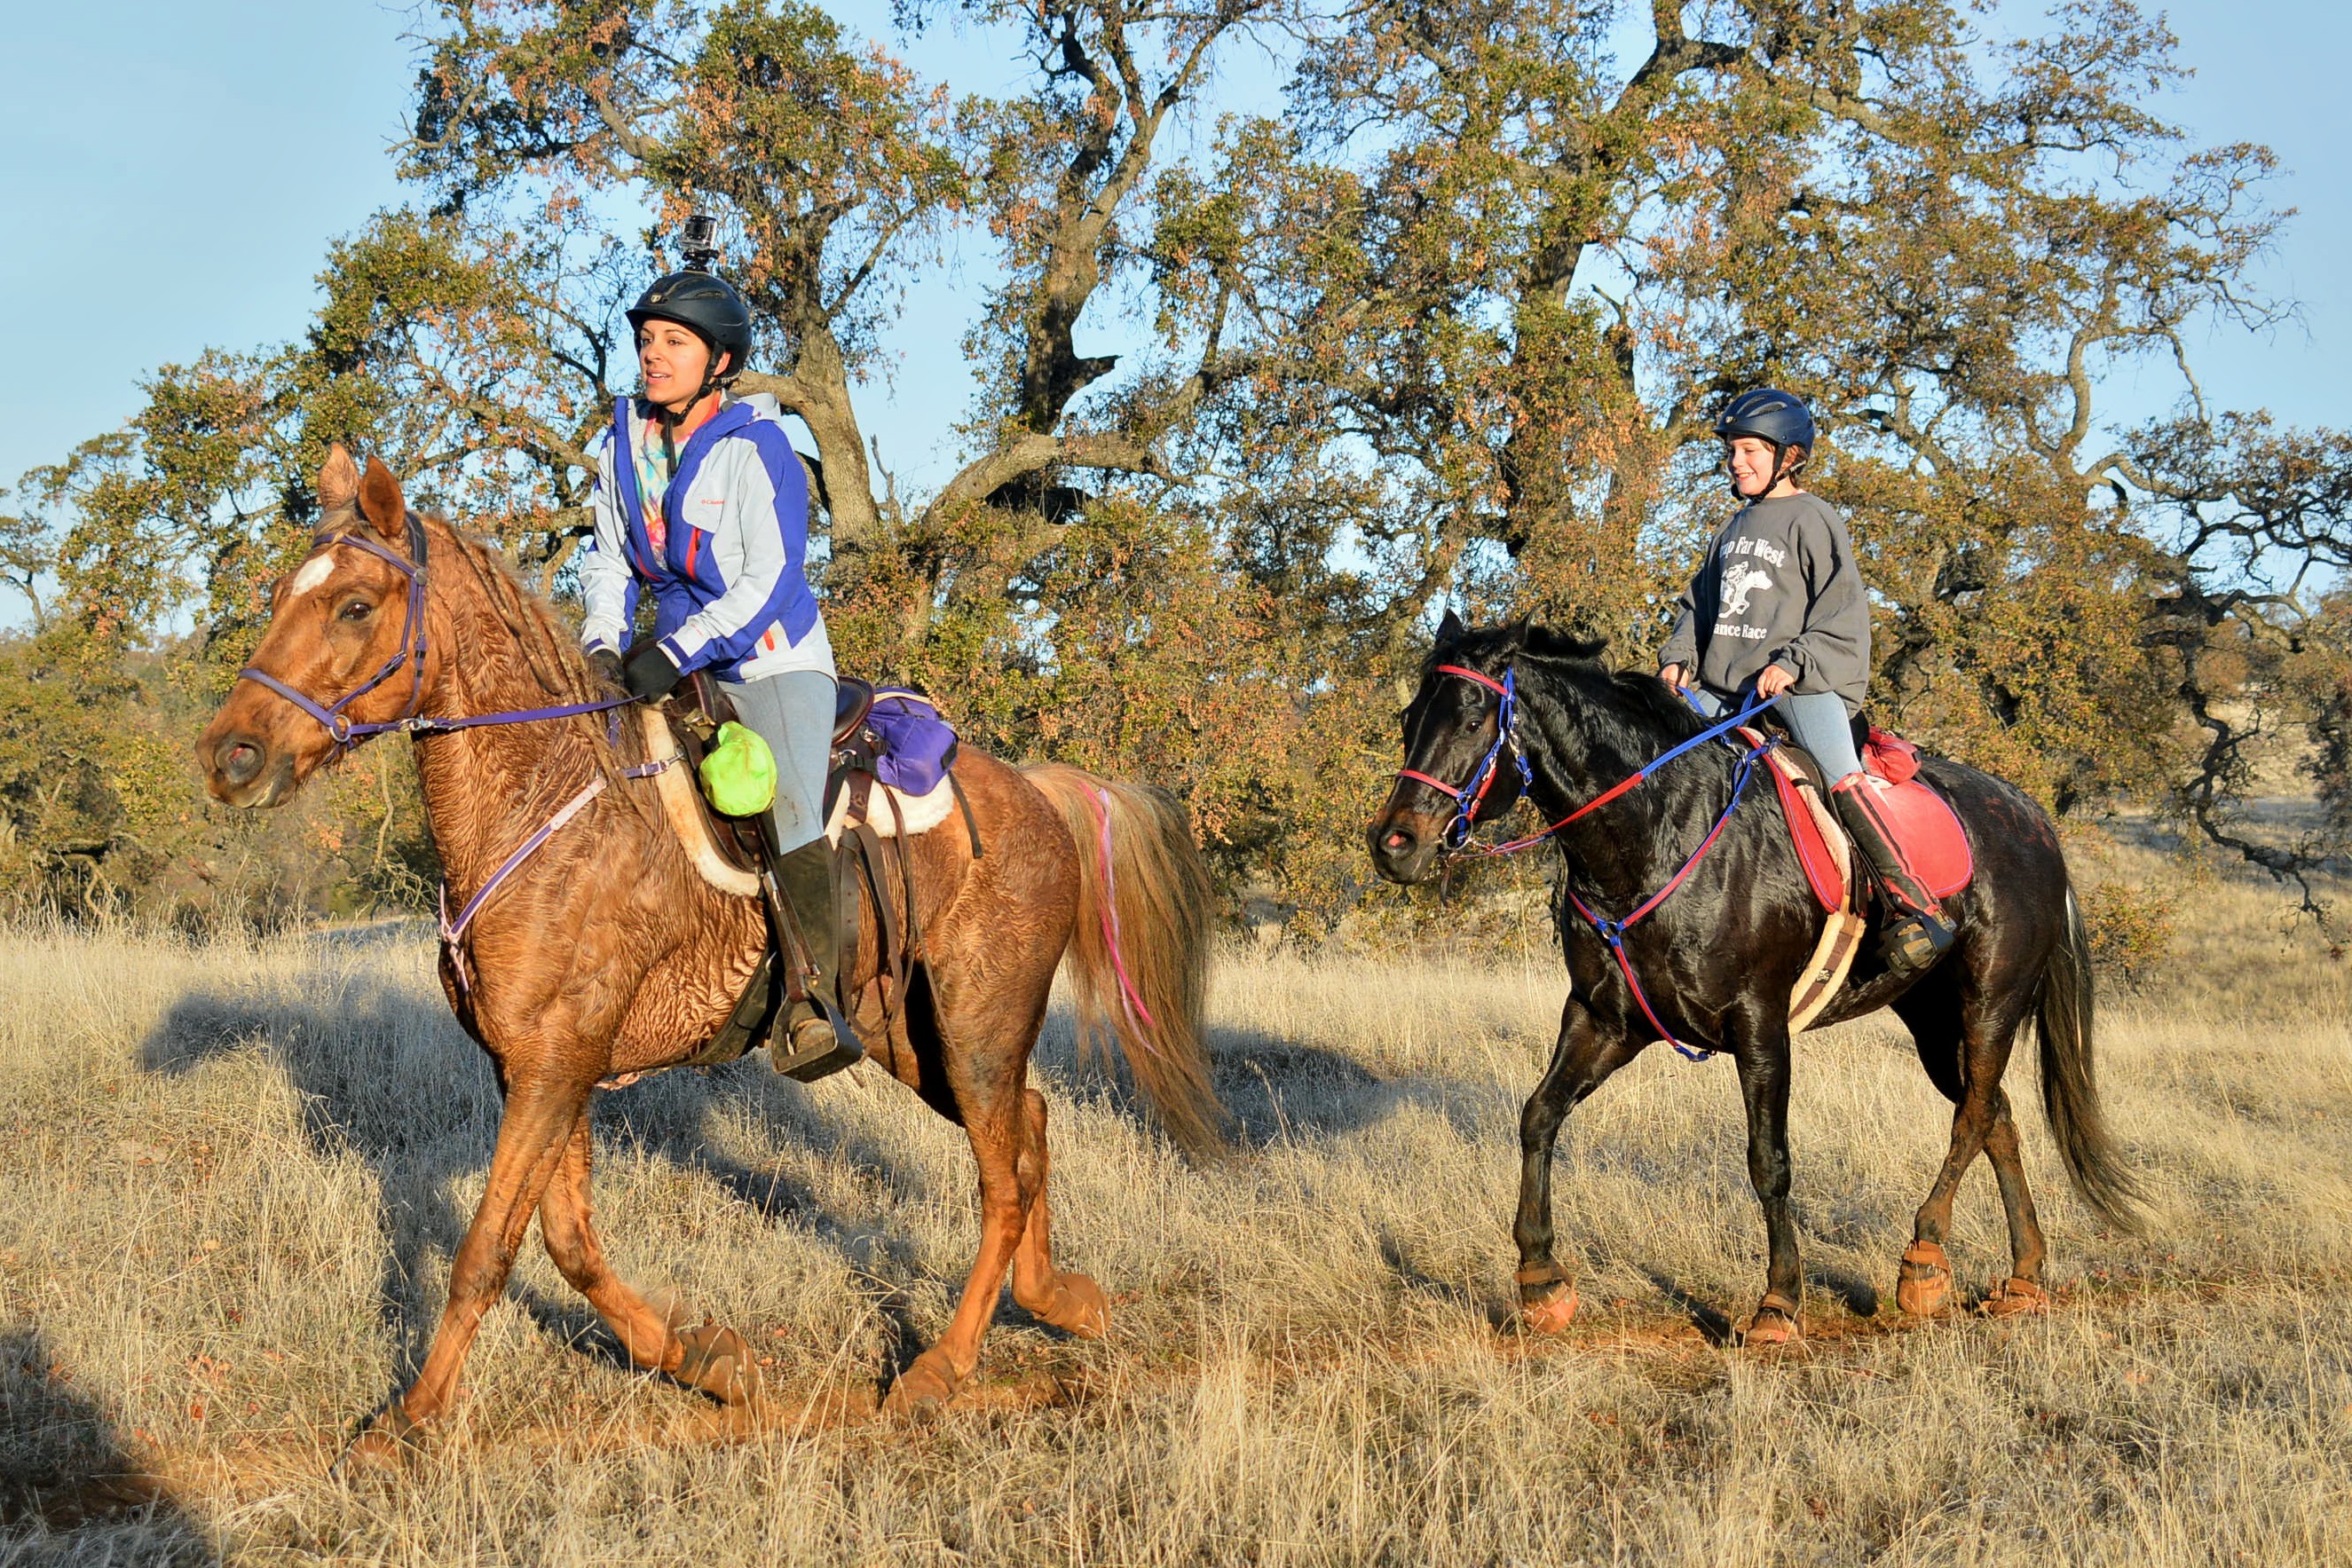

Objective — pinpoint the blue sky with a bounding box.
[5,0,2343,508]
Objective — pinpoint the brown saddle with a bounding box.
[654,670,958,1074]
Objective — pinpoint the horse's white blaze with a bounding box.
[288,550,341,597]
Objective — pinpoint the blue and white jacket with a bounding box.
[580,392,834,683]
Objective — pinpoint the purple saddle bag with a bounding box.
[864,689,959,796]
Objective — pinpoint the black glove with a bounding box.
[622,641,684,701]
[587,648,626,693]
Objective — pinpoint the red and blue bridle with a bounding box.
[1394,664,1537,848]
[235,517,632,752]
[1394,661,1783,1061]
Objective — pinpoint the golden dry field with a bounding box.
[4,842,2349,1565]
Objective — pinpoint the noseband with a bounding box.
[1394,664,1536,848]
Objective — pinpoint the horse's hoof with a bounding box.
[337,1406,424,1475]
[1982,1276,2049,1318]
[1738,1293,1805,1347]
[1897,1240,1953,1317]
[882,1350,963,1419]
[1519,1284,1579,1336]
[671,1321,760,1407]
[1036,1273,1109,1338]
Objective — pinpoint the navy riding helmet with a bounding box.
[1714,387,1815,496]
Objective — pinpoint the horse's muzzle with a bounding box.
[1367,812,1442,886]
[200,728,295,808]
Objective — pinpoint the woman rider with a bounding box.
[1657,388,1955,978]
[580,259,859,1079]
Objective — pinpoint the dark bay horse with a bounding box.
[197,449,1221,1463]
[1369,614,2140,1343]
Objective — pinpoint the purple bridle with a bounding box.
[235,513,631,750]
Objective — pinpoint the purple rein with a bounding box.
[235,522,635,750]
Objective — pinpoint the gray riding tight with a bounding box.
[719,670,836,853]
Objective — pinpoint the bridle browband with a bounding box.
[235,511,632,751]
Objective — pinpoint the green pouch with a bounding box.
[698,721,777,817]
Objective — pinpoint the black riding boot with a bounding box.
[1830,776,1955,978]
[766,838,864,1082]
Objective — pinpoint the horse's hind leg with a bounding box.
[882,984,1050,1415]
[1890,977,2030,1317]
[1979,1092,2050,1315]
[1007,1087,1107,1336]
[538,1112,756,1404]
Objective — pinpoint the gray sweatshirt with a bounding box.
[1657,492,1870,714]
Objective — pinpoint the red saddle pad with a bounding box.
[1859,774,1973,898]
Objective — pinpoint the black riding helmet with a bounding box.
[627,271,753,388]
[627,268,753,461]
[1714,388,1816,498]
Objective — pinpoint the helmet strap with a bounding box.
[1727,441,1803,500]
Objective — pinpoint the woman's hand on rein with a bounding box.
[588,648,627,695]
[622,642,684,701]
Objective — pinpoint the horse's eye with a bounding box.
[338,598,375,623]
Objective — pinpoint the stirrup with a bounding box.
[1882,911,1953,977]
[768,1006,863,1083]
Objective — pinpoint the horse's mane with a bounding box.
[1438,620,1709,750]
[321,505,601,706]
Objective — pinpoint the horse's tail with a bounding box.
[2036,884,2143,1232]
[1022,765,1226,1155]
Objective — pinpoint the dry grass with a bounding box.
[3,856,2348,1564]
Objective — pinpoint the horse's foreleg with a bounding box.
[345,1074,588,1466]
[537,1112,758,1402]
[1732,1019,1804,1343]
[1513,1001,1641,1334]
[1008,1087,1107,1337]
[1978,1091,2051,1316]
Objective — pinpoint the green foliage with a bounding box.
[9,0,2350,935]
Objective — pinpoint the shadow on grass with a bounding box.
[0,1325,214,1561]
[130,977,960,1392]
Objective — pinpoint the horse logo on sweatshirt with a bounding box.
[1720,558,1773,618]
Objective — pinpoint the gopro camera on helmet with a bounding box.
[681,213,721,273]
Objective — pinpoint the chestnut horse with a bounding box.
[1369,617,2140,1343]
[198,448,1221,1463]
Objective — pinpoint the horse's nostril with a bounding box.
[219,738,262,785]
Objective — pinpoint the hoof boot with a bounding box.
[1982,1276,2049,1318]
[1034,1273,1109,1338]
[672,1321,760,1407]
[882,1349,962,1419]
[1519,1284,1579,1336]
[1739,1292,1805,1346]
[1897,1240,1953,1317]
[338,1405,425,1476]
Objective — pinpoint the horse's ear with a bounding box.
[1436,607,1467,648]
[318,445,359,514]
[356,456,406,542]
